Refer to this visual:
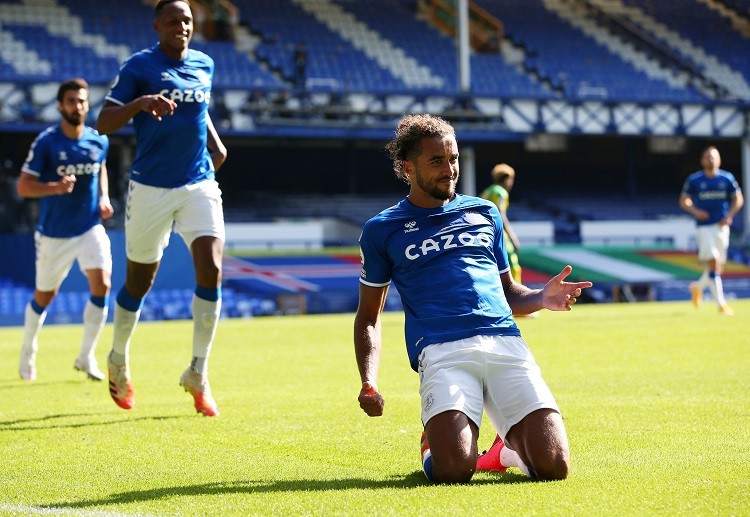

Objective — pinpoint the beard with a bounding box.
[415,171,456,201]
[61,111,84,126]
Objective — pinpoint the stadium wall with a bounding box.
[0,231,193,291]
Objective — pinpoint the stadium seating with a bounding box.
[221,191,692,229]
[0,0,280,90]
[539,194,685,221]
[0,283,278,326]
[223,193,404,227]
[241,0,417,93]
[622,0,750,89]
[1,0,743,117]
[474,0,706,102]
[722,0,750,15]
[332,0,554,98]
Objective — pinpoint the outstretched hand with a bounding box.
[141,94,177,121]
[542,265,593,311]
[358,380,384,417]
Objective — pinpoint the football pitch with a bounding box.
[0,300,748,516]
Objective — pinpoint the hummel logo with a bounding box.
[404,221,419,233]
[58,151,67,160]
[161,72,172,81]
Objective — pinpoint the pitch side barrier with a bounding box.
[580,219,696,248]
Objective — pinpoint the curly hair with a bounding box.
[385,114,456,184]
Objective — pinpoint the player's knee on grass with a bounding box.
[528,450,569,481]
[508,408,570,481]
[430,446,477,484]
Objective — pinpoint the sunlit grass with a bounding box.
[0,300,748,515]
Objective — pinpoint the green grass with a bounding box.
[1,301,749,516]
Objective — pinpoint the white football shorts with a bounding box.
[35,224,112,292]
[125,179,225,263]
[418,334,560,439]
[695,223,729,263]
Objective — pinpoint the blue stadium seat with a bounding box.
[475,0,706,103]
[623,0,750,86]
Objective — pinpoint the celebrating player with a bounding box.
[97,0,227,416]
[18,78,114,382]
[354,114,592,483]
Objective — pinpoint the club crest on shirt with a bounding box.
[194,69,211,86]
[437,211,491,236]
[463,211,489,226]
[58,151,67,160]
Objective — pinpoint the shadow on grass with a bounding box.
[0,379,82,390]
[44,471,531,509]
[0,413,189,432]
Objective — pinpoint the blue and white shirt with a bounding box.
[105,44,214,188]
[681,170,742,226]
[359,194,520,371]
[22,125,108,238]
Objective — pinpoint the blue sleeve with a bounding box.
[21,133,49,176]
[358,220,391,288]
[681,176,693,197]
[106,58,140,105]
[728,173,741,196]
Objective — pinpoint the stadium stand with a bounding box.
[597,0,750,99]
[246,0,414,93]
[0,0,722,121]
[474,0,706,102]
[0,0,748,319]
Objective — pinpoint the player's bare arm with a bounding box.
[97,161,114,220]
[679,194,709,221]
[503,265,592,313]
[721,190,744,226]
[97,95,177,134]
[354,283,388,417]
[206,113,227,171]
[501,272,542,315]
[16,171,76,197]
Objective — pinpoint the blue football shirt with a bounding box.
[681,170,741,226]
[22,125,108,238]
[359,194,520,371]
[105,44,215,188]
